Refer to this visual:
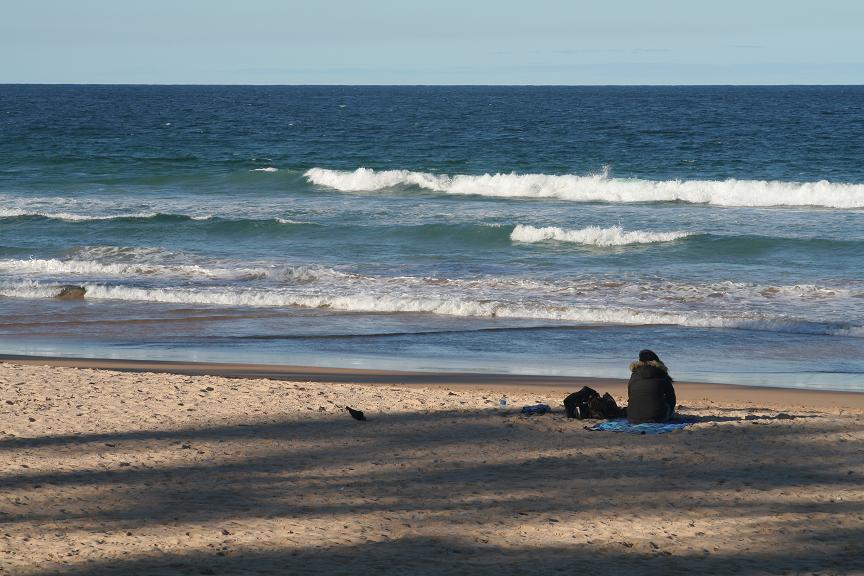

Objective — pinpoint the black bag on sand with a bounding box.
[564,387,600,419]
[588,393,626,419]
[564,388,626,419]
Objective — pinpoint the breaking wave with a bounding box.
[305,167,864,209]
[0,258,349,283]
[1,279,861,338]
[511,224,693,246]
[0,276,864,338]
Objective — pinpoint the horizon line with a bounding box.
[2,82,863,87]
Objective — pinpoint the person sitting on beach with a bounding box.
[627,349,676,423]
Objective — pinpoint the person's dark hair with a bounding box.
[638,349,660,363]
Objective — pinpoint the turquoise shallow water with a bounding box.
[1,85,863,390]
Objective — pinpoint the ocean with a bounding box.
[1,85,863,390]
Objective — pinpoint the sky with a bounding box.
[2,0,863,85]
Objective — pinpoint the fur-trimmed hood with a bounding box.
[629,359,668,373]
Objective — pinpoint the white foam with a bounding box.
[0,209,158,221]
[69,246,175,262]
[251,167,279,172]
[0,258,229,280]
[305,167,864,209]
[0,258,347,283]
[0,280,61,300]
[511,224,693,246]
[275,218,314,225]
[1,279,860,338]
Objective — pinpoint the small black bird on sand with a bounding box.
[346,406,366,421]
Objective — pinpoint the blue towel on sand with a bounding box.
[586,417,697,434]
[521,403,552,415]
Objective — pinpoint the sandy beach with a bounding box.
[0,359,862,575]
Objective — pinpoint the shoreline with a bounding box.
[3,353,862,410]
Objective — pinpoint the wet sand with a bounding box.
[1,358,863,575]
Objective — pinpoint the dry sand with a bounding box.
[1,360,863,575]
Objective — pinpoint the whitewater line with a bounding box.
[305,167,864,209]
[0,280,861,338]
[510,224,693,246]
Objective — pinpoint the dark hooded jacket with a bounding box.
[627,359,676,423]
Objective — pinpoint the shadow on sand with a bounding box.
[2,405,862,575]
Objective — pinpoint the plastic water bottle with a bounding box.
[499,396,507,410]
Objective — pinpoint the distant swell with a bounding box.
[511,224,693,246]
[305,167,864,209]
[0,211,317,227]
[0,209,160,222]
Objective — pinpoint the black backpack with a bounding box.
[564,387,600,419]
[589,393,626,419]
[564,387,626,419]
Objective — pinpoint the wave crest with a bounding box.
[305,167,864,209]
[511,224,693,246]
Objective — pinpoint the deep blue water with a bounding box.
[1,85,863,389]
